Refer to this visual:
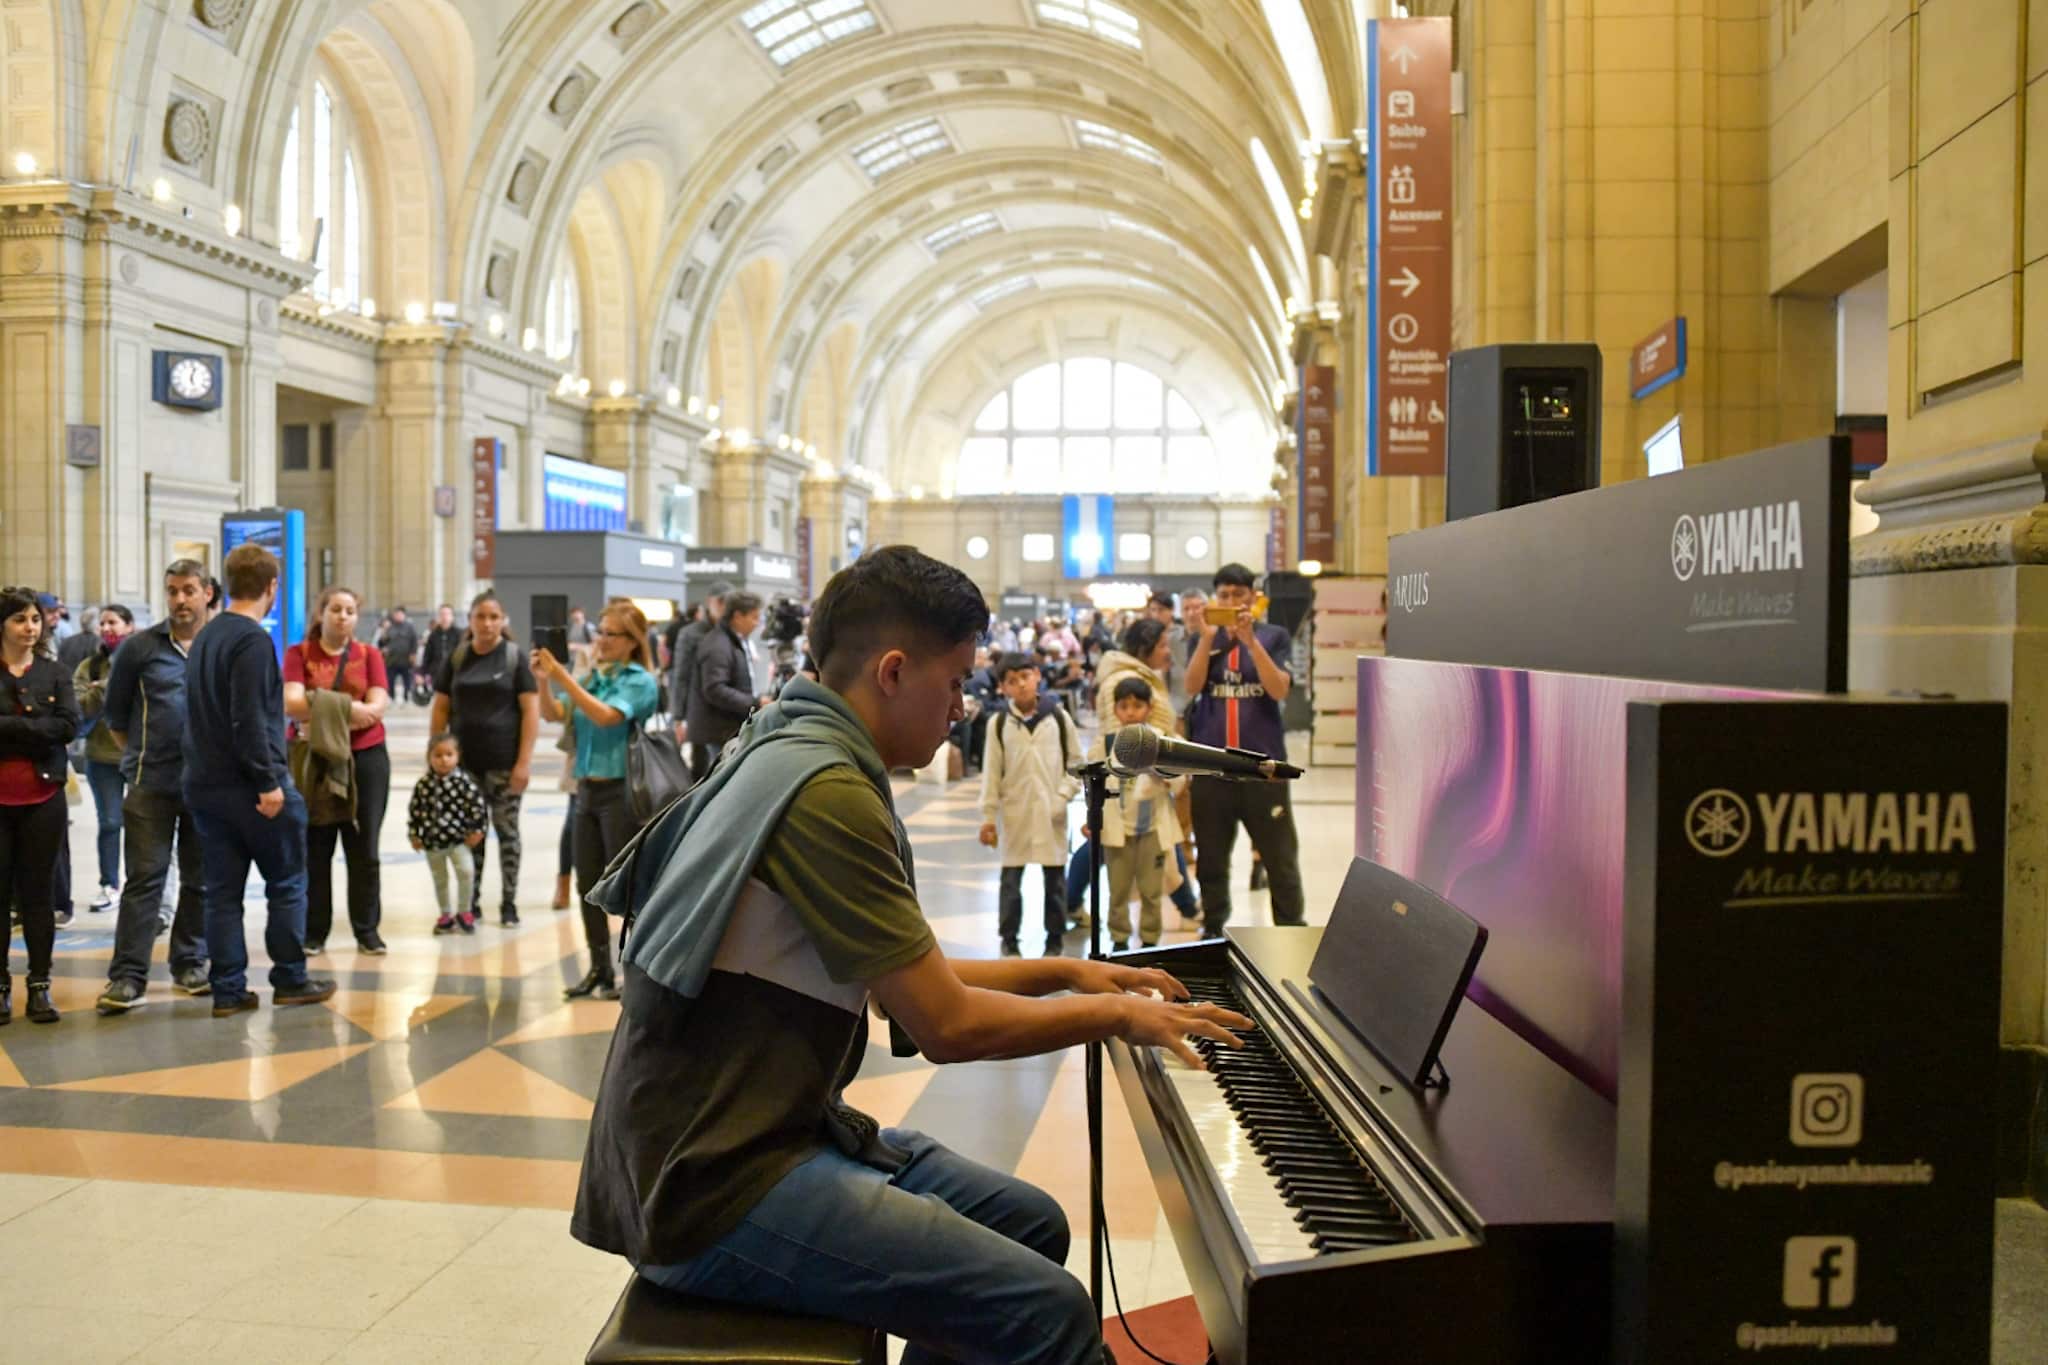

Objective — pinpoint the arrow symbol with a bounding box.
[1390,266,1421,297]
[1391,44,1418,75]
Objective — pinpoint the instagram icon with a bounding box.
[1790,1073,1864,1148]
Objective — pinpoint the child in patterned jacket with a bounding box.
[410,733,489,934]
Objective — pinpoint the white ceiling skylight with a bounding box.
[1074,118,1164,168]
[972,277,1036,309]
[924,212,1001,255]
[853,117,954,180]
[741,0,878,69]
[1106,212,1174,246]
[1038,1,1143,50]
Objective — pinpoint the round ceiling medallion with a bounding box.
[484,254,514,302]
[196,0,250,31]
[164,99,212,167]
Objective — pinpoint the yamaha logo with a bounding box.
[1686,788,1751,857]
[1671,515,1699,581]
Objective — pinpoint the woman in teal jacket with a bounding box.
[535,602,659,1000]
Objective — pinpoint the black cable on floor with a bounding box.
[1090,1054,1198,1365]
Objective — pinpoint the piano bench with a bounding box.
[585,1275,886,1365]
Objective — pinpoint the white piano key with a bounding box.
[1163,1062,1318,1264]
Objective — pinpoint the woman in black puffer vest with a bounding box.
[0,586,80,1024]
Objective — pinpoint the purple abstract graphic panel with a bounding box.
[1356,656,1777,1098]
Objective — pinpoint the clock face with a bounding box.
[169,357,214,401]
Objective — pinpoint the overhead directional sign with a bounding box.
[1367,16,1452,478]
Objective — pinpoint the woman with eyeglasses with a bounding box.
[0,587,80,1023]
[535,602,659,1000]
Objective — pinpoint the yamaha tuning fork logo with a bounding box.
[1686,789,1751,857]
[1671,514,1701,582]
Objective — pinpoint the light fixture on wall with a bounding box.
[575,377,592,398]
[359,297,377,320]
[1298,559,1324,577]
[965,535,990,561]
[150,177,173,204]
[608,379,627,398]
[728,428,752,447]
[521,326,538,352]
[223,204,242,237]
[776,434,791,450]
[1185,534,1211,559]
[487,313,505,337]
[909,485,925,501]
[403,301,428,325]
[665,385,682,406]
[12,151,36,177]
[687,394,703,415]
[706,403,722,422]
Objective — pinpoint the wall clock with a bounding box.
[152,351,224,411]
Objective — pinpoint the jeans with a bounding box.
[186,783,311,1000]
[0,794,65,981]
[306,742,388,945]
[425,845,474,920]
[998,865,1066,951]
[85,759,124,888]
[641,1128,1104,1365]
[1190,775,1305,933]
[467,768,523,915]
[108,786,208,987]
[572,779,636,976]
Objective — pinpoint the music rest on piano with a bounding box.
[1107,913,1616,1362]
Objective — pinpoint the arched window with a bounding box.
[278,72,369,310]
[955,359,1216,497]
[543,254,581,366]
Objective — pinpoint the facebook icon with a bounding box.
[1782,1237,1857,1309]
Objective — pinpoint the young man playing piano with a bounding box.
[573,545,1250,1365]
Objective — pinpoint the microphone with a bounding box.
[1110,725,1303,782]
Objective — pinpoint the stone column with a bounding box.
[590,396,655,532]
[0,189,88,595]
[372,326,453,610]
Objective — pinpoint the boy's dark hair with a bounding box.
[1112,676,1154,707]
[995,652,1041,683]
[809,545,988,687]
[223,543,280,601]
[1147,591,1174,611]
[1213,562,1257,591]
[428,732,460,754]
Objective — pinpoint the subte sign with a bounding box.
[1367,16,1451,478]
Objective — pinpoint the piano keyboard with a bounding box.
[1179,975,1420,1258]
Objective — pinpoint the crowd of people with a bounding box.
[0,546,1304,1025]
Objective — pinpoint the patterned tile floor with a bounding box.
[5,709,2038,1362]
[0,708,1361,1363]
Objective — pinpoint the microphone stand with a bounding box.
[1078,758,1113,1326]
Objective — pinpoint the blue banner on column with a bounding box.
[1062,493,1113,580]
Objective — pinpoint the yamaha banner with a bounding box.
[1387,437,1849,691]
[1617,698,2004,1362]
[1062,493,1114,580]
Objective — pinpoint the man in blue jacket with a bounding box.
[182,543,334,1014]
[94,560,212,1013]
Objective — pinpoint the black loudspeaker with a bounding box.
[1263,570,1314,639]
[1445,343,1602,522]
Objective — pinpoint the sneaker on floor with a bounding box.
[500,911,521,928]
[53,907,72,928]
[303,940,325,956]
[274,978,337,1007]
[457,912,476,935]
[1044,940,1064,958]
[433,915,456,935]
[96,980,145,1015]
[89,884,117,913]
[1000,940,1021,958]
[356,931,388,956]
[211,992,259,1017]
[172,966,211,995]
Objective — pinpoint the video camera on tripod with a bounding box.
[762,595,807,688]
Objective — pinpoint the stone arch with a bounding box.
[698,253,785,436]
[0,0,86,178]
[318,18,450,308]
[795,321,862,465]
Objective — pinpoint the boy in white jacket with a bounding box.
[1092,676,1185,950]
[978,654,1080,957]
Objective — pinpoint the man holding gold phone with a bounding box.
[1182,563,1305,935]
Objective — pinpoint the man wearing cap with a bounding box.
[670,581,730,746]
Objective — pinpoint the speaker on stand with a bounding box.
[1445,343,1604,522]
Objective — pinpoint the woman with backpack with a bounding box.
[284,586,391,956]
[430,590,540,927]
[534,602,659,1001]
